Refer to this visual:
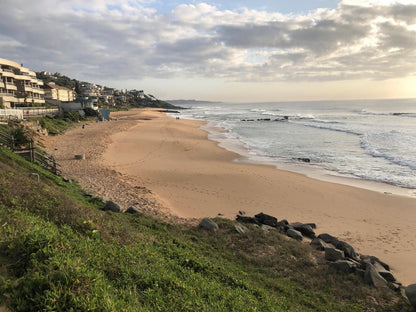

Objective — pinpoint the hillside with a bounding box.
[0,146,410,311]
[36,72,180,110]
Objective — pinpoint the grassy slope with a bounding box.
[0,147,410,311]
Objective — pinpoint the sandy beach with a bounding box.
[45,108,416,286]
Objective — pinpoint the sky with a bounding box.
[1,0,416,102]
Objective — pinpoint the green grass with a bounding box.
[38,116,76,135]
[0,147,410,311]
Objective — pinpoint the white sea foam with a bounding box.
[177,99,416,192]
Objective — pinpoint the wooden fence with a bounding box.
[0,128,61,175]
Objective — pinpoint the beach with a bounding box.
[45,108,416,286]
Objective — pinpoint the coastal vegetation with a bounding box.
[0,144,410,311]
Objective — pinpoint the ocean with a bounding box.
[171,98,416,196]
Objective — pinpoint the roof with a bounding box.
[44,83,74,92]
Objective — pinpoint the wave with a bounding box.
[359,110,416,118]
[360,132,416,171]
[299,120,362,136]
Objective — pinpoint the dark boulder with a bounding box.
[335,241,358,260]
[360,255,390,271]
[102,200,121,213]
[330,260,358,274]
[296,158,311,163]
[236,215,260,224]
[373,262,396,282]
[310,238,330,251]
[405,284,416,310]
[364,264,388,288]
[325,247,345,262]
[317,233,339,245]
[286,228,303,241]
[290,222,316,238]
[304,223,317,229]
[254,212,278,227]
[199,218,219,232]
[125,206,141,214]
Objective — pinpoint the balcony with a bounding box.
[1,69,16,78]
[23,85,33,92]
[0,93,17,102]
[15,73,31,81]
[5,82,17,91]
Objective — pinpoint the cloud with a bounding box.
[1,0,416,83]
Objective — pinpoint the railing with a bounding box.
[0,109,23,120]
[0,128,61,175]
[0,92,16,97]
[17,107,59,118]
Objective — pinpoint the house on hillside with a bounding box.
[43,82,76,102]
[60,97,98,113]
[100,87,115,104]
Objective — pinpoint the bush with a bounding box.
[10,126,31,146]
[64,111,84,122]
[83,107,99,117]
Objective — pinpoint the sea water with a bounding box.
[172,99,416,195]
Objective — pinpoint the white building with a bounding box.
[0,58,45,108]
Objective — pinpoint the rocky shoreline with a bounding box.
[198,211,416,310]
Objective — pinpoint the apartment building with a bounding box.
[0,57,45,108]
[43,82,76,102]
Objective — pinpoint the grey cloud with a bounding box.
[1,0,416,83]
[217,19,370,55]
[378,22,416,50]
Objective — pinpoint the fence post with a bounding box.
[29,140,35,162]
[52,156,57,174]
[11,135,15,151]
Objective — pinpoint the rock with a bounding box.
[199,218,219,232]
[102,201,121,212]
[275,220,289,233]
[304,223,317,229]
[317,233,339,245]
[74,154,86,160]
[310,238,330,251]
[278,219,289,225]
[291,222,316,238]
[234,224,249,234]
[125,206,140,214]
[329,260,357,273]
[405,284,416,309]
[286,228,303,241]
[364,264,388,288]
[217,213,224,216]
[261,224,276,232]
[325,247,345,262]
[361,255,390,271]
[355,269,366,279]
[373,261,396,282]
[335,241,358,260]
[254,212,278,227]
[238,210,246,216]
[236,215,259,224]
[390,282,403,293]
